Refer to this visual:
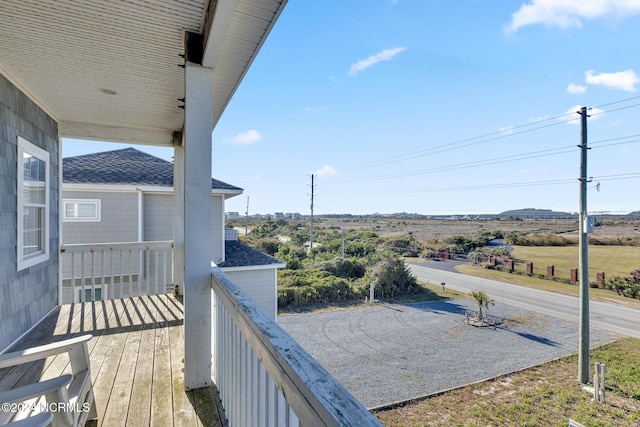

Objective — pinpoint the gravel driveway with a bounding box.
[278,299,613,408]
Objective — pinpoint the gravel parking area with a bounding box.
[278,299,613,408]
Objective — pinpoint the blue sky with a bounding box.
[64,0,640,216]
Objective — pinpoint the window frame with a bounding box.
[75,286,103,303]
[63,199,101,222]
[17,136,50,271]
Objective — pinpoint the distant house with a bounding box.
[62,148,284,318]
[226,211,242,220]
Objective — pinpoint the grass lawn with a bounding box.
[508,245,640,282]
[374,338,640,426]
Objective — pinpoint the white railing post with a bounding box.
[110,248,114,298]
[90,250,95,302]
[119,250,124,298]
[80,252,85,303]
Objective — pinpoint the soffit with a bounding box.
[0,0,286,146]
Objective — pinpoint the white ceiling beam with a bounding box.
[201,0,239,68]
[59,121,177,147]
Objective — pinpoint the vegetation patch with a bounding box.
[374,338,640,426]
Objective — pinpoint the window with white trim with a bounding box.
[63,199,101,222]
[17,136,50,270]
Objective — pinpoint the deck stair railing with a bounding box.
[60,241,174,303]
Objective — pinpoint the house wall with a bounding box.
[60,190,140,303]
[0,74,59,351]
[222,268,277,320]
[59,191,226,303]
[62,190,138,244]
[212,195,224,264]
[143,193,173,241]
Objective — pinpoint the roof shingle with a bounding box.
[63,147,242,191]
[220,240,285,268]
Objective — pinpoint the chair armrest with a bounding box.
[0,335,93,370]
[4,412,53,427]
[0,374,72,404]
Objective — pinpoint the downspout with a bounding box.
[137,188,144,286]
[58,138,63,306]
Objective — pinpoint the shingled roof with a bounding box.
[220,240,285,269]
[63,147,242,192]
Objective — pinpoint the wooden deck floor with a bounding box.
[0,295,226,427]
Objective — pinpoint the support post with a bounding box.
[578,106,590,384]
[182,61,214,390]
[173,147,185,293]
[310,174,314,250]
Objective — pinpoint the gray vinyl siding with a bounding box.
[212,195,224,264]
[0,73,59,351]
[60,190,140,303]
[222,268,277,320]
[144,193,173,241]
[62,190,139,244]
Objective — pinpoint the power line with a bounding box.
[339,134,640,184]
[341,116,577,172]
[322,172,640,197]
[344,145,577,183]
[339,96,640,173]
[594,94,640,109]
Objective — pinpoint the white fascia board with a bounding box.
[63,182,241,197]
[59,121,176,147]
[220,188,243,199]
[220,263,286,273]
[62,183,173,193]
[201,0,238,69]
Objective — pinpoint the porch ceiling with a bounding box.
[0,0,286,146]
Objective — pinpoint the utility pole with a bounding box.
[578,106,590,384]
[310,174,315,250]
[244,196,249,235]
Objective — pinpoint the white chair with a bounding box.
[0,335,96,426]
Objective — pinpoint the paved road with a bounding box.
[408,263,640,339]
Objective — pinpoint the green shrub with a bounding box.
[369,256,418,299]
[314,257,366,279]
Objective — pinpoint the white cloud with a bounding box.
[567,83,587,94]
[528,115,551,122]
[585,69,640,92]
[562,105,604,125]
[348,47,407,76]
[506,0,640,33]
[230,130,263,145]
[498,126,515,135]
[314,165,338,177]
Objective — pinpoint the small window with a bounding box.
[63,199,101,222]
[17,137,49,271]
[76,286,103,303]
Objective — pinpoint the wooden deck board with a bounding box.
[150,319,174,427]
[170,320,198,427]
[0,295,224,427]
[125,297,157,426]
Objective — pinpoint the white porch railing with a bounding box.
[60,241,174,304]
[225,228,239,241]
[211,267,382,427]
